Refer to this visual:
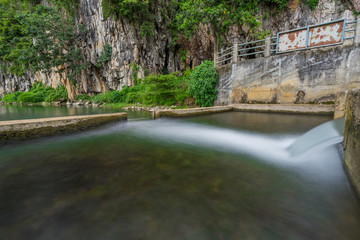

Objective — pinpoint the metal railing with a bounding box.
[216,46,233,65]
[216,18,358,67]
[238,39,265,59]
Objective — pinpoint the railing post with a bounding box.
[214,51,218,67]
[265,36,271,57]
[355,16,360,44]
[232,38,238,63]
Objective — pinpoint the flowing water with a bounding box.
[1,108,360,240]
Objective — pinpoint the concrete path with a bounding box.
[0,113,127,142]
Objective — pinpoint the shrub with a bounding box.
[1,82,68,103]
[188,60,218,107]
[90,90,123,104]
[45,84,68,102]
[17,92,44,103]
[140,72,189,106]
[2,91,23,103]
[305,0,319,10]
[74,94,91,101]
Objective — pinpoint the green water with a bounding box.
[0,105,151,121]
[1,110,360,239]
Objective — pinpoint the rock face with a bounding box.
[0,0,358,98]
[344,89,360,199]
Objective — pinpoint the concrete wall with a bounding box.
[0,113,127,143]
[344,89,360,198]
[215,44,360,105]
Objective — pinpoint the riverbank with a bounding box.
[0,112,127,142]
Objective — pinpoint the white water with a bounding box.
[101,117,345,169]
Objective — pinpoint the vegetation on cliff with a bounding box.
[1,61,218,107]
[0,1,86,99]
[84,61,217,107]
[1,82,67,103]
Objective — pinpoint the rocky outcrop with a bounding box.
[0,0,358,98]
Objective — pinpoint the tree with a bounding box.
[0,2,87,99]
[175,0,261,59]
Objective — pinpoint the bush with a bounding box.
[91,90,123,104]
[74,94,91,101]
[188,60,218,107]
[17,92,44,103]
[87,71,189,107]
[1,82,68,103]
[305,0,319,10]
[45,84,68,102]
[2,91,23,103]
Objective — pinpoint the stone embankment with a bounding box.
[344,89,360,198]
[0,113,127,142]
[216,43,360,106]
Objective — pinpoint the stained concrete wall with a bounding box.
[344,89,360,198]
[215,44,360,105]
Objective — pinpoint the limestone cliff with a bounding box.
[0,0,358,98]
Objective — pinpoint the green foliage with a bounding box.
[91,90,124,104]
[188,60,218,107]
[1,82,68,103]
[264,0,289,9]
[89,71,189,106]
[17,91,44,103]
[96,44,113,68]
[74,94,91,101]
[1,0,79,16]
[305,0,319,10]
[102,0,156,38]
[130,62,147,85]
[175,0,260,39]
[102,0,149,22]
[140,21,155,38]
[44,84,68,102]
[180,50,188,63]
[2,91,22,103]
[131,62,139,85]
[140,72,188,106]
[0,2,87,82]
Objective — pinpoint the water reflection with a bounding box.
[0,112,359,239]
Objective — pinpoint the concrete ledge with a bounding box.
[344,89,360,199]
[0,113,127,142]
[154,106,233,118]
[231,104,334,115]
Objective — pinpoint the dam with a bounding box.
[1,106,360,239]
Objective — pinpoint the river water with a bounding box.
[0,106,360,239]
[0,104,151,121]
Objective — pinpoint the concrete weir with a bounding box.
[232,104,334,115]
[153,106,233,118]
[0,113,127,142]
[153,104,334,119]
[344,89,360,198]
